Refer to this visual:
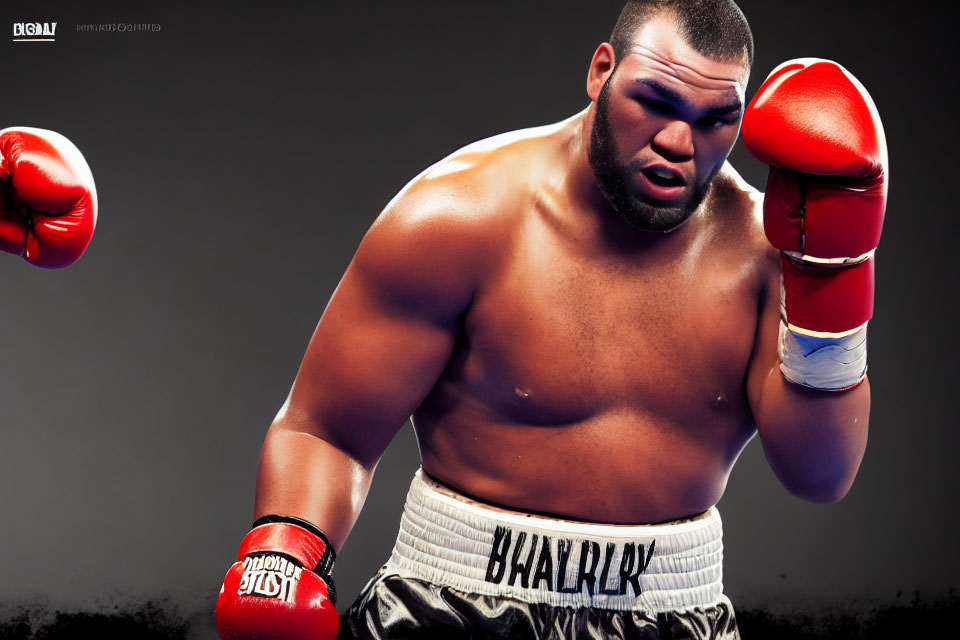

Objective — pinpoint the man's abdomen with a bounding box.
[413,400,755,525]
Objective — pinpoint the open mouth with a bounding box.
[641,166,686,188]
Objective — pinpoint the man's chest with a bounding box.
[459,234,763,424]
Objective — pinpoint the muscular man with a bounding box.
[0,127,97,268]
[217,1,886,638]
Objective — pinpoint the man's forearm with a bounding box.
[255,423,375,553]
[753,366,870,503]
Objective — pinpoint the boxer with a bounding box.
[0,127,97,268]
[217,1,886,638]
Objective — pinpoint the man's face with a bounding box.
[589,14,748,233]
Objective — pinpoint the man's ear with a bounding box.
[586,43,616,102]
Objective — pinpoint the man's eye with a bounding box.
[637,97,673,114]
[698,116,737,129]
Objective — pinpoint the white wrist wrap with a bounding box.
[777,319,868,391]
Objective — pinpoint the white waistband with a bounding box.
[384,468,726,613]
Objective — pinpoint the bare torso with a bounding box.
[257,22,867,547]
[410,117,774,524]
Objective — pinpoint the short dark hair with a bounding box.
[609,0,753,68]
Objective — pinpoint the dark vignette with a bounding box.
[736,591,958,638]
[0,600,188,640]
[0,593,956,637]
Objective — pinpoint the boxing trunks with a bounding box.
[339,468,739,639]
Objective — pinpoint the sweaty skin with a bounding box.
[408,137,765,524]
[255,14,869,550]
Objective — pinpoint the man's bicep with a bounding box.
[277,191,480,466]
[281,259,462,466]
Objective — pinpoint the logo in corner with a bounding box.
[13,22,57,42]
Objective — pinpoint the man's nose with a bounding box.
[652,120,694,162]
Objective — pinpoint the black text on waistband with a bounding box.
[484,526,656,598]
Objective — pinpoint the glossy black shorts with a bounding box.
[338,565,740,640]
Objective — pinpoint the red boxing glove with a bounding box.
[741,58,887,337]
[0,127,98,269]
[217,515,339,640]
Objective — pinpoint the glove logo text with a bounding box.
[237,553,302,602]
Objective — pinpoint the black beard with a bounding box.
[588,77,712,233]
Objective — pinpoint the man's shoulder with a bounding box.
[370,120,569,246]
[404,121,564,208]
[433,119,572,175]
[351,123,567,310]
[710,163,771,248]
[710,162,763,226]
[708,163,780,288]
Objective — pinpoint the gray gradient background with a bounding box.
[0,0,954,637]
